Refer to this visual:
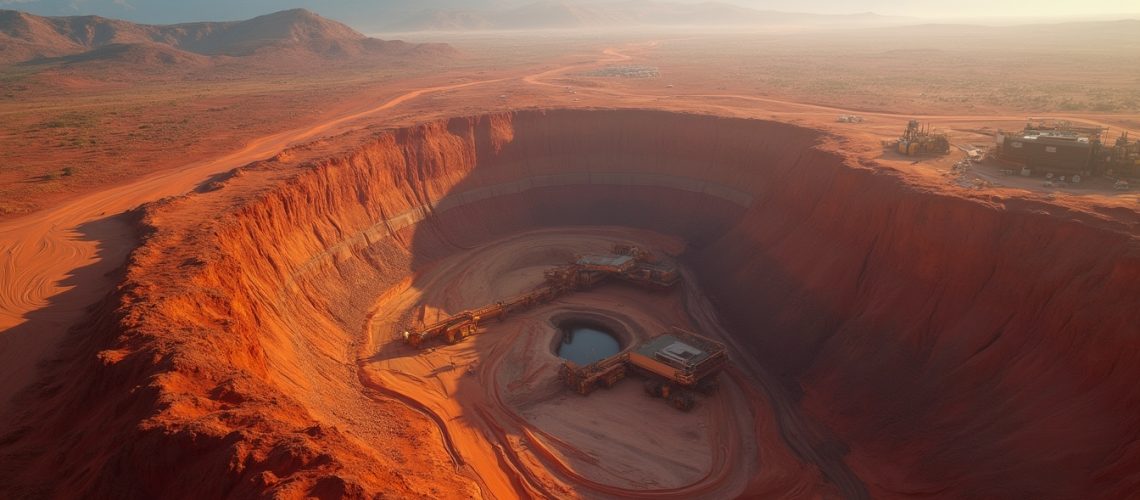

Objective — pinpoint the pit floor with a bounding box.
[359,227,773,497]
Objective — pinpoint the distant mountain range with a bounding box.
[383,1,914,31]
[4,0,1137,33]
[0,8,454,66]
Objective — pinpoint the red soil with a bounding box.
[1,109,1138,498]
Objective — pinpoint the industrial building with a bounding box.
[996,121,1140,178]
[629,328,727,389]
[996,121,1103,175]
[575,254,636,273]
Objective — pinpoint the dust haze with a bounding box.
[1,2,1139,499]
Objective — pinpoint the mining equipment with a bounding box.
[837,115,864,123]
[893,120,950,156]
[996,120,1103,175]
[559,353,630,395]
[402,245,680,348]
[613,243,652,262]
[559,327,728,411]
[1105,132,1140,178]
[403,295,531,348]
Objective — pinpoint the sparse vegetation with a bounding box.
[579,65,660,78]
[33,112,98,131]
[654,34,1140,114]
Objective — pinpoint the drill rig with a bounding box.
[894,120,950,156]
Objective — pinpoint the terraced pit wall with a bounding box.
[2,109,1138,499]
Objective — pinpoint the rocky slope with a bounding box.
[0,110,1137,498]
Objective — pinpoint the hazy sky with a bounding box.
[1,0,1137,24]
[727,0,1137,17]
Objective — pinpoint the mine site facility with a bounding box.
[1,3,1139,499]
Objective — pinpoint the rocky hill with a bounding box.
[0,8,453,65]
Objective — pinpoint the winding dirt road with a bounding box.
[0,77,508,408]
[0,44,632,408]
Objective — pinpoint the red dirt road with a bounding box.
[0,77,508,407]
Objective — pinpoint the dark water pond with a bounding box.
[557,325,620,365]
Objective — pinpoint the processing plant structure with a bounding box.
[559,327,728,411]
[995,120,1140,178]
[996,120,1102,175]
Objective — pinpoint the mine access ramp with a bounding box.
[560,327,728,411]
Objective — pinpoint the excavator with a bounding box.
[402,306,497,348]
[402,274,581,348]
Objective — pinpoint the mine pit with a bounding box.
[12,108,1138,499]
[366,225,751,494]
[348,110,961,495]
[336,110,1139,498]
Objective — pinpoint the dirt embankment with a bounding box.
[1,109,1138,498]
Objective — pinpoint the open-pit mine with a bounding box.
[3,108,1138,498]
[2,6,1140,500]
